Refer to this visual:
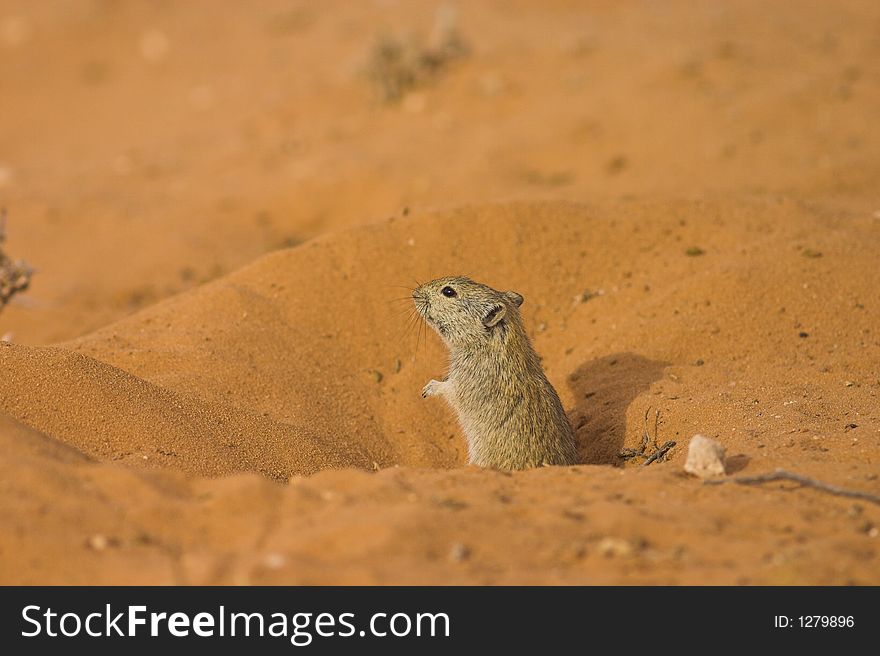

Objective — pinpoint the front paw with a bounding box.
[422,379,442,398]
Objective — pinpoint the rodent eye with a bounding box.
[441,286,457,298]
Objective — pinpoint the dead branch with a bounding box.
[619,407,676,466]
[704,468,880,506]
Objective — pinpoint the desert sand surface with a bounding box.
[1,0,878,584]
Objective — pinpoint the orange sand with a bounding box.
[0,0,878,584]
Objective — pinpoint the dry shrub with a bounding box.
[0,210,33,312]
[364,7,469,103]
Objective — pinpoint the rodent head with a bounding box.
[412,276,524,348]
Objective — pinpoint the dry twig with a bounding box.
[704,468,880,506]
[619,408,676,466]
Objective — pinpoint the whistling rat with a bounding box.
[413,276,578,470]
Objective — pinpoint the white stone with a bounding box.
[87,534,108,551]
[684,434,727,478]
[596,537,633,558]
[263,553,286,569]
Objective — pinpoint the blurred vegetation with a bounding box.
[0,210,33,312]
[364,7,469,102]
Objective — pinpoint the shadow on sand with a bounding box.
[566,353,669,466]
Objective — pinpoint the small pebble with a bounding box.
[263,553,286,569]
[449,542,470,562]
[596,537,633,558]
[683,434,727,478]
[87,535,109,551]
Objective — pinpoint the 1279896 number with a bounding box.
[799,616,854,628]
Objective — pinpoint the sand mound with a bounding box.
[2,198,879,585]
[0,343,370,479]
[3,1,879,346]
[1,1,879,585]
[2,409,876,585]
[5,198,877,475]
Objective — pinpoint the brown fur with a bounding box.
[413,276,578,470]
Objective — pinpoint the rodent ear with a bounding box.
[482,303,507,328]
[505,291,524,307]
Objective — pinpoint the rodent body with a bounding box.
[413,276,578,470]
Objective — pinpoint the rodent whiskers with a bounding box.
[395,301,425,362]
[387,283,429,361]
